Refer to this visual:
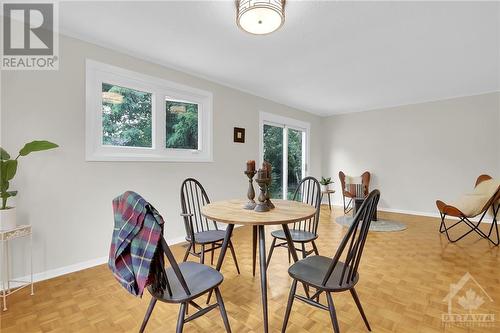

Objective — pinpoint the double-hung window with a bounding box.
[86,60,213,162]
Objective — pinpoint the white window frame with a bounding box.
[259,111,310,199]
[85,59,213,162]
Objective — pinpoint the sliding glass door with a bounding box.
[287,128,305,199]
[263,124,284,198]
[262,118,307,200]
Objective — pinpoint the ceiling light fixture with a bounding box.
[237,0,285,35]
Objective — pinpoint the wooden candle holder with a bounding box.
[265,178,275,209]
[255,177,270,212]
[243,170,257,210]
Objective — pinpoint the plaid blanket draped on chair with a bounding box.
[108,191,167,297]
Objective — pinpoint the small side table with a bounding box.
[0,225,34,311]
[321,189,336,210]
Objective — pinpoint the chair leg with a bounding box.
[486,206,499,245]
[350,288,371,331]
[487,215,496,237]
[439,214,446,233]
[312,241,319,255]
[281,279,298,333]
[258,225,269,332]
[211,243,215,266]
[301,243,307,259]
[252,226,257,277]
[486,219,499,246]
[326,292,340,333]
[228,240,240,274]
[287,248,291,264]
[182,243,191,262]
[214,287,232,333]
[176,302,186,333]
[441,215,492,244]
[200,245,205,265]
[139,298,157,333]
[266,237,277,269]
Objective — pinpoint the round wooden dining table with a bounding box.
[201,199,316,333]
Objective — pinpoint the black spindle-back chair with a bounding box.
[180,178,240,272]
[281,189,380,333]
[139,206,232,333]
[267,176,322,268]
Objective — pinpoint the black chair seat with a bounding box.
[186,230,226,244]
[271,229,318,242]
[149,262,223,303]
[288,255,358,292]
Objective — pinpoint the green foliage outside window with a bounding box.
[102,83,152,148]
[287,129,303,199]
[263,125,284,199]
[263,125,304,200]
[165,101,199,150]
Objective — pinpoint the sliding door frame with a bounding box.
[259,111,311,199]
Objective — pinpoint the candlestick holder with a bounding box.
[254,177,270,212]
[243,170,257,210]
[265,178,275,209]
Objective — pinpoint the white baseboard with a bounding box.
[3,234,190,291]
[4,227,244,290]
[322,203,494,224]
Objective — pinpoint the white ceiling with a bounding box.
[59,1,500,116]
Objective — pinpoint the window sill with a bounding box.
[85,151,214,163]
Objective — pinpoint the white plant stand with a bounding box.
[0,225,33,311]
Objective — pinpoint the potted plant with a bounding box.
[0,140,58,230]
[320,177,333,192]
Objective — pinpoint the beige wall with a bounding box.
[322,92,500,214]
[1,35,322,279]
[2,34,498,282]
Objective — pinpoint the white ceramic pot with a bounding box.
[321,184,330,192]
[0,207,17,231]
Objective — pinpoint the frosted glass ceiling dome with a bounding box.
[237,0,285,35]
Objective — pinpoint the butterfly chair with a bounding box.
[266,177,322,269]
[437,174,500,246]
[339,171,370,215]
[180,178,240,273]
[281,189,380,333]
[139,207,232,333]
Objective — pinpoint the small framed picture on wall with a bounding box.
[234,127,245,143]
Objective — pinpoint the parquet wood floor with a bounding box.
[1,206,499,332]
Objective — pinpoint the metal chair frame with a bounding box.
[267,177,322,268]
[281,190,380,333]
[437,174,500,246]
[180,178,240,272]
[438,195,500,246]
[343,196,354,215]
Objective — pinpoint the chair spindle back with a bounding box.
[291,177,321,235]
[322,190,380,287]
[180,178,218,242]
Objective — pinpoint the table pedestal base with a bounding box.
[214,224,299,333]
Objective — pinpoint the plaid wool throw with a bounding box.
[108,191,166,297]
